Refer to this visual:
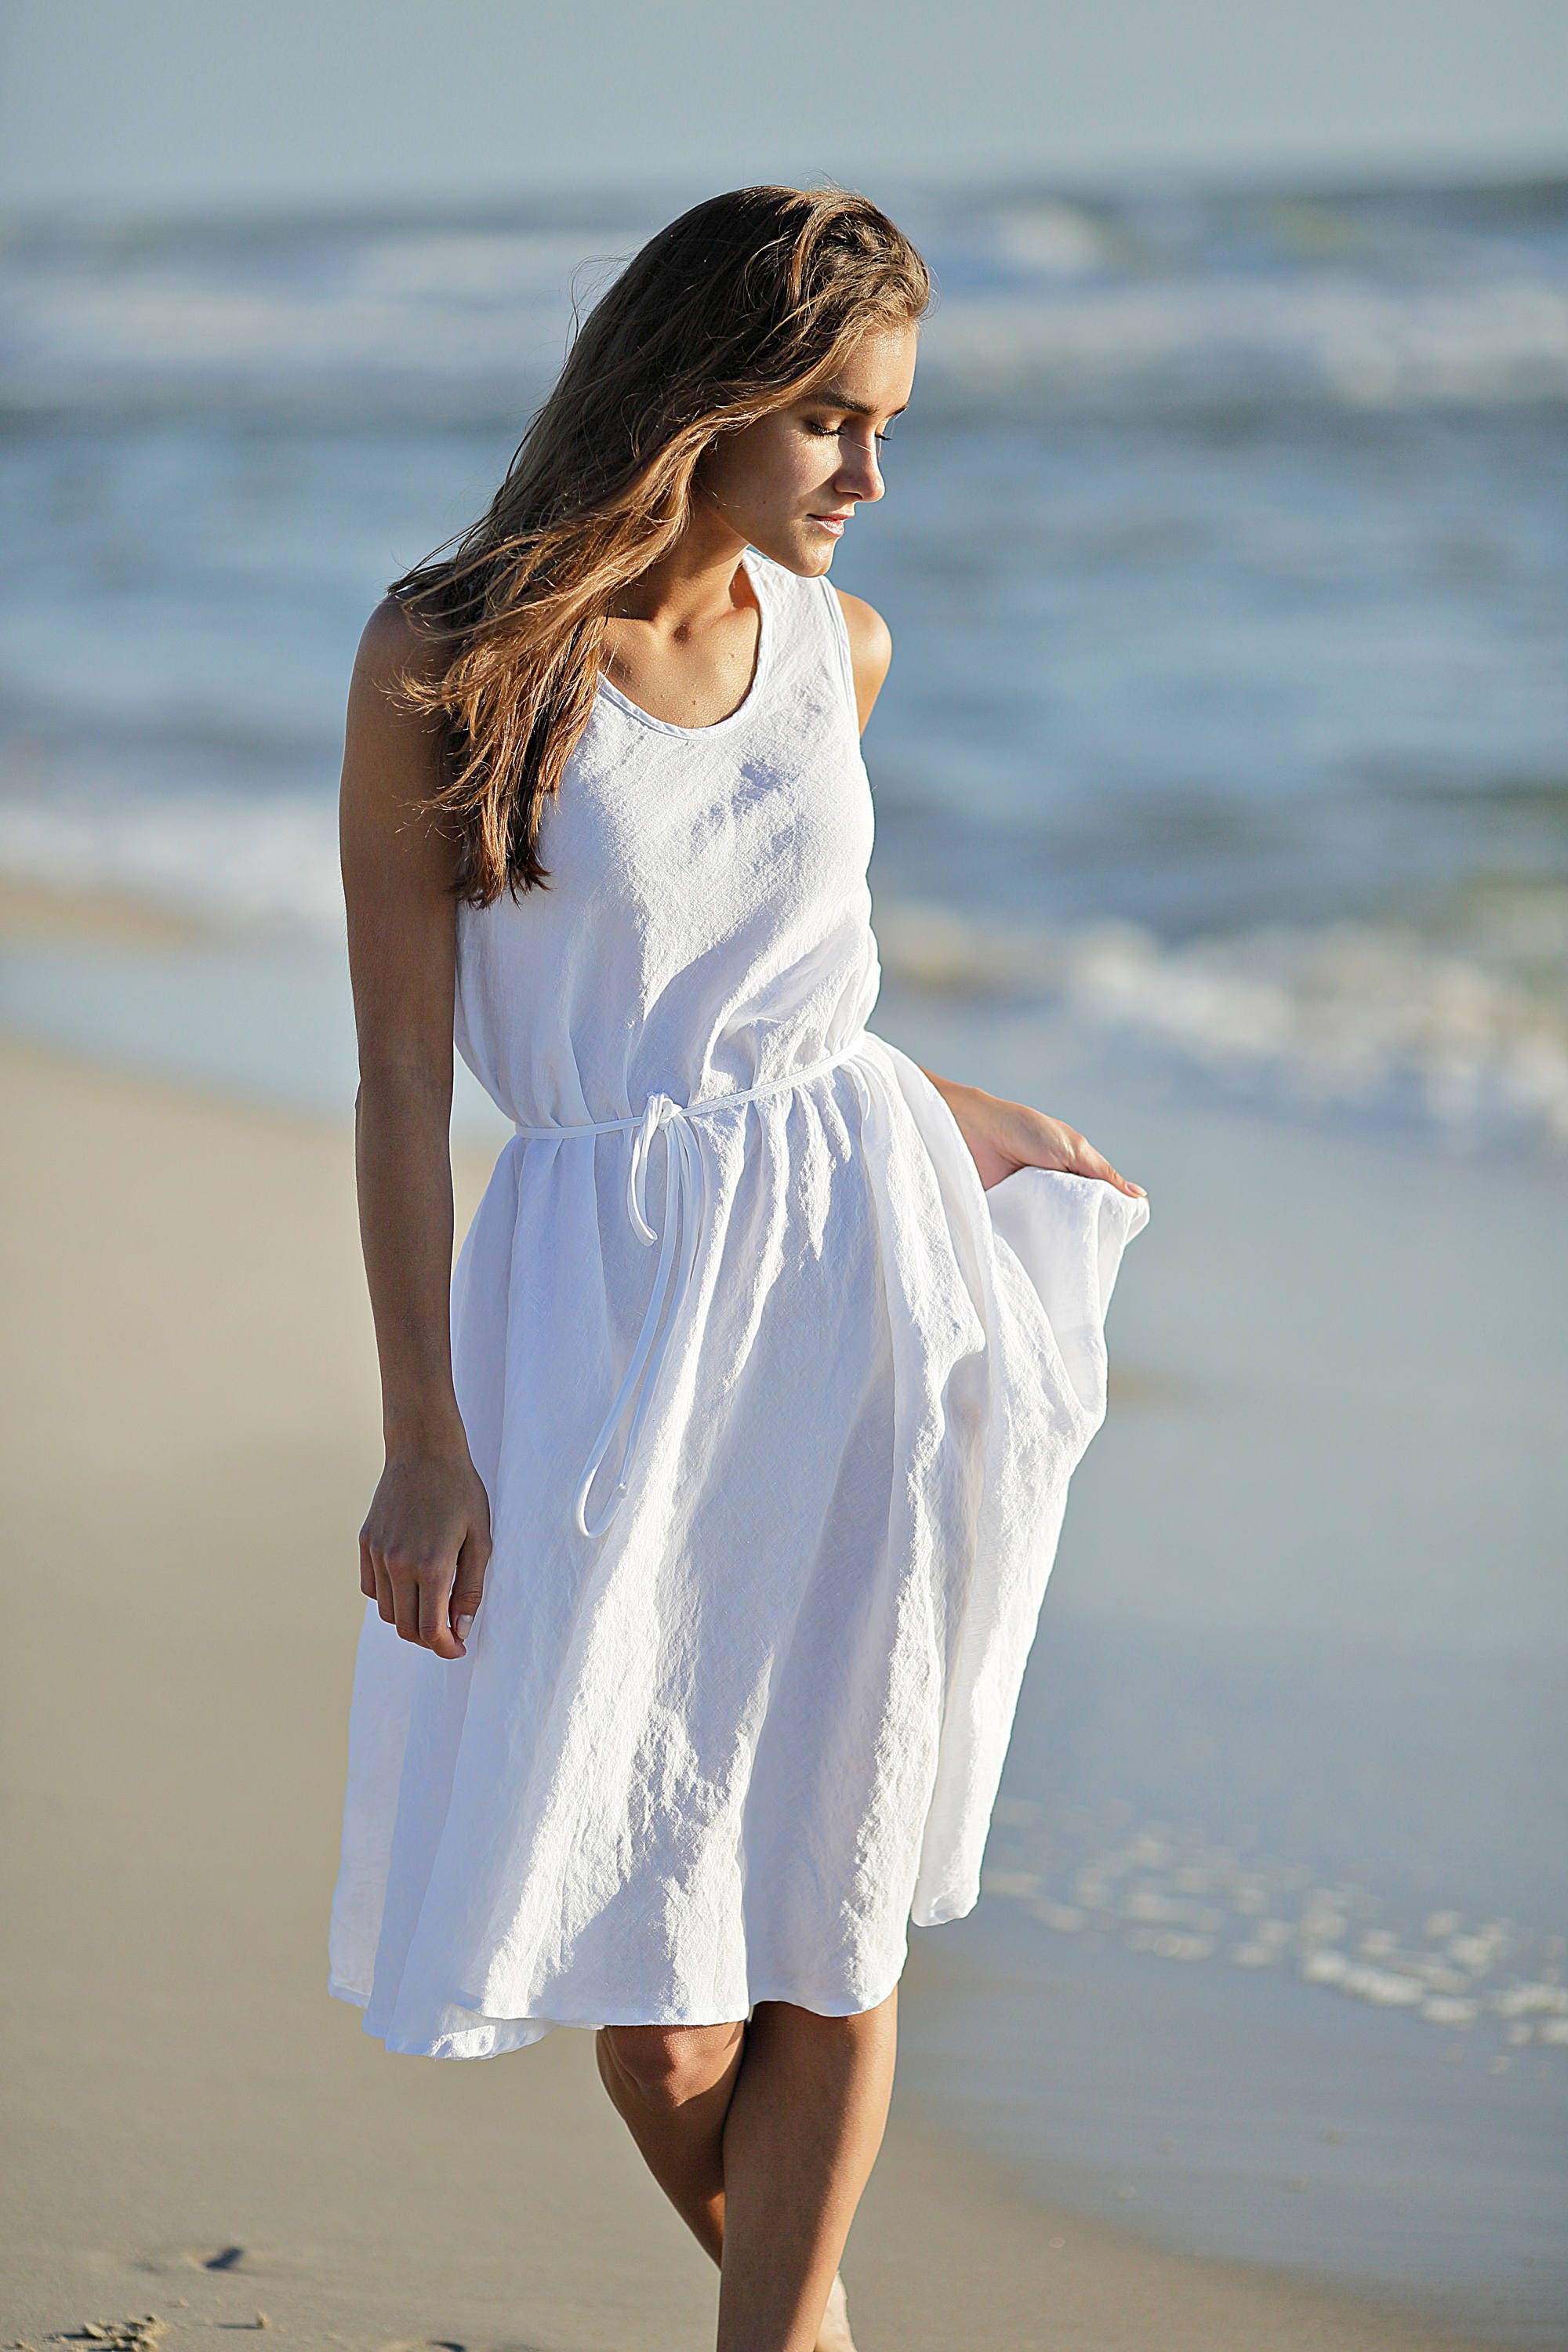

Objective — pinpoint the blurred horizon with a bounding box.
[9,154,1568,239]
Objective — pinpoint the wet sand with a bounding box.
[0,1032,1519,2350]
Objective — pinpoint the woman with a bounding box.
[329,183,1148,2352]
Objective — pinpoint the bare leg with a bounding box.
[597,1987,897,2352]
[717,1993,897,2352]
[595,2016,742,2264]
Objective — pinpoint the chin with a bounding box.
[753,528,835,579]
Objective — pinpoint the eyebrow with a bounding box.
[807,387,910,419]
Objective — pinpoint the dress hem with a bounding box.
[325,1955,916,2058]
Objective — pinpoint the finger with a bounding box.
[358,1534,377,1602]
[418,1563,462,1658]
[448,1526,492,1652]
[388,1557,424,1644]
[1076,1138,1146,1198]
[371,1552,396,1624]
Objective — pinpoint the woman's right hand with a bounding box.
[358,1445,493,1661]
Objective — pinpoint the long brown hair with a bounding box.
[387,183,931,904]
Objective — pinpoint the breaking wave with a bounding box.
[875,894,1568,1149]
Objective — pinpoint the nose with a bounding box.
[835,436,884,504]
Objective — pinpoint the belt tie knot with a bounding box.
[626,1090,681,1244]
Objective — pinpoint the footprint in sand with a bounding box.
[29,2320,169,2349]
[132,2245,308,2282]
[375,2340,550,2351]
[129,2245,256,2277]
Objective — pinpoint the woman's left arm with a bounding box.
[918,1067,1145,1198]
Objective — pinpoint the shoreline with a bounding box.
[0,1025,1532,2350]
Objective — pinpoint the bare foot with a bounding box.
[817,2268,856,2352]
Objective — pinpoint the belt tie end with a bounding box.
[572,1098,707,1541]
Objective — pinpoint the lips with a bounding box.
[810,514,849,536]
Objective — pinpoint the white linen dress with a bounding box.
[328,543,1148,2058]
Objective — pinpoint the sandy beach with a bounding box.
[0,1024,1530,2352]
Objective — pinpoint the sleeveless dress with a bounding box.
[328,545,1148,2059]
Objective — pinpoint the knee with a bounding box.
[600,2020,740,2110]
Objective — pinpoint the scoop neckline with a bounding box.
[596,546,771,738]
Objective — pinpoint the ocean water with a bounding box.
[4,178,1568,1147]
[2,179,1564,2338]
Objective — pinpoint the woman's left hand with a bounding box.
[920,1069,1146,1200]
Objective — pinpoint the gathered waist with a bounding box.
[512,1037,876,1541]
[510,1038,873,1146]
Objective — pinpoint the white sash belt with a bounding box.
[514,1042,871,1540]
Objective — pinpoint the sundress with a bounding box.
[328,542,1148,2057]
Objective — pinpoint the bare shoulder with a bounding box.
[343,594,450,793]
[354,590,451,701]
[832,586,894,735]
[340,593,456,889]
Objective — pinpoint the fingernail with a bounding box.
[456,1614,474,1642]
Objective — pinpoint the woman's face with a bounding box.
[695,322,919,577]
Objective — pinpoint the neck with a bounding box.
[608,504,753,634]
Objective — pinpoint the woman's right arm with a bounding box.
[339,596,492,1661]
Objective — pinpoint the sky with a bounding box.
[1,0,1566,218]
